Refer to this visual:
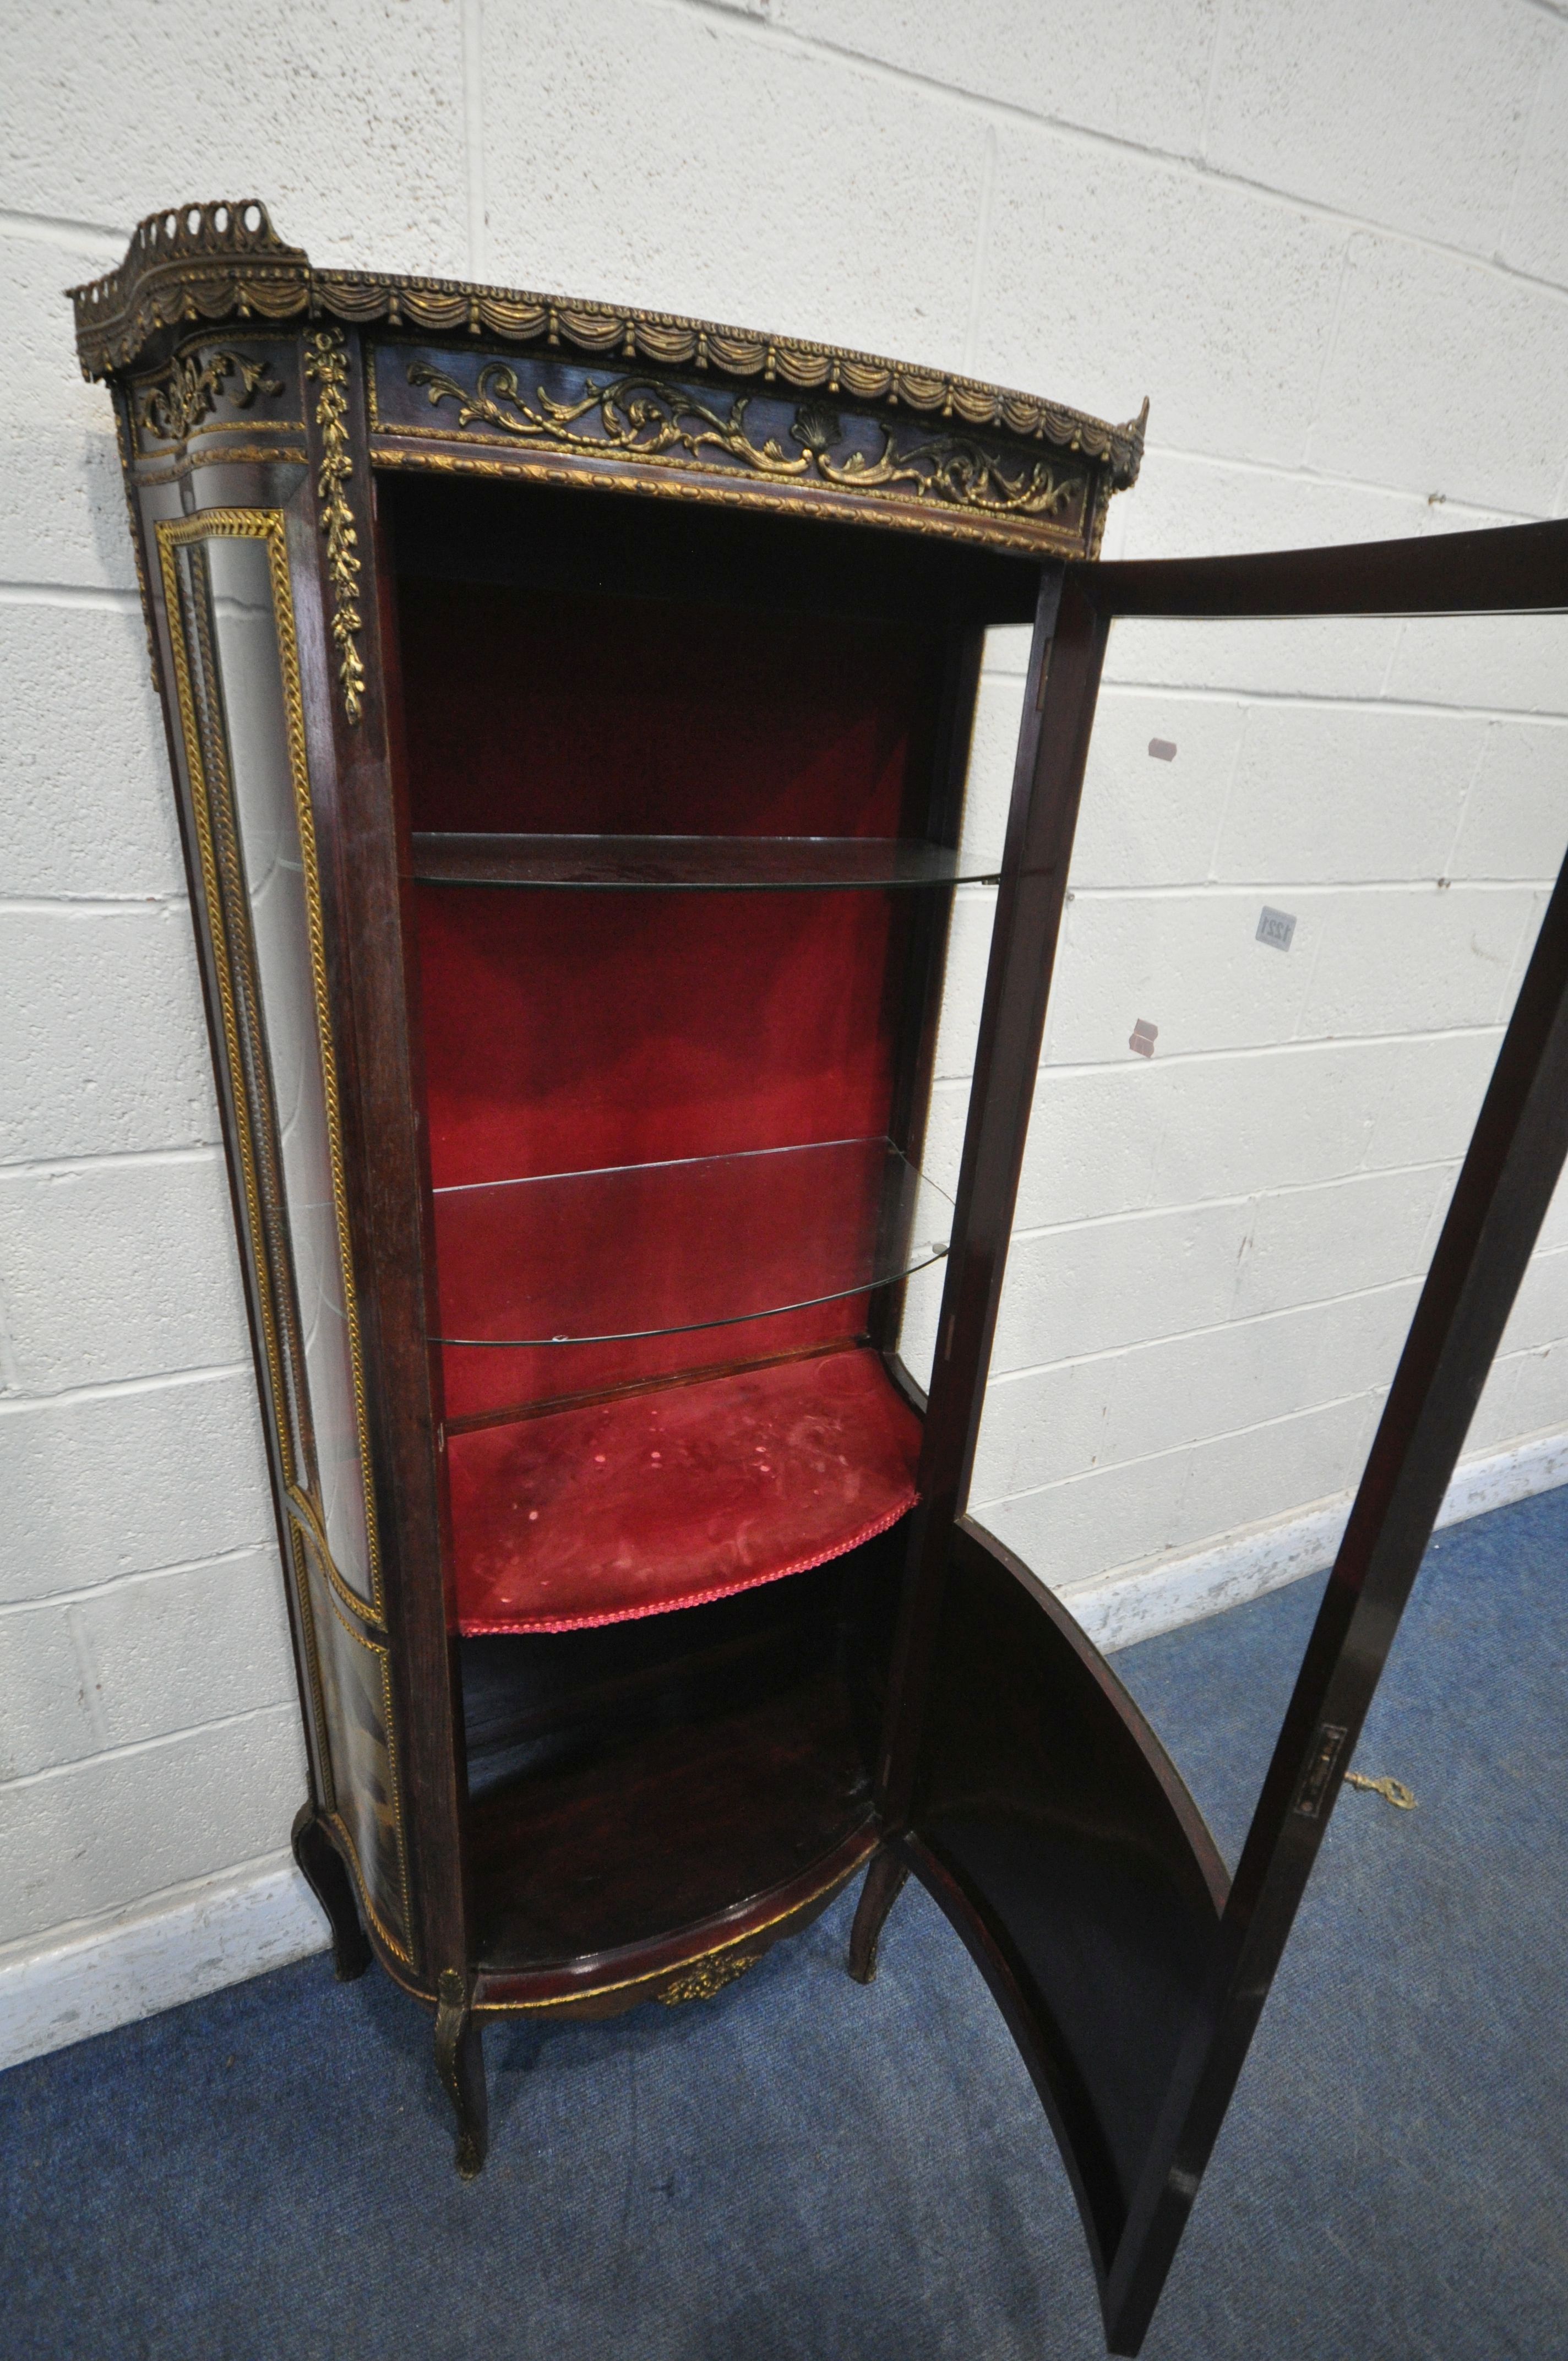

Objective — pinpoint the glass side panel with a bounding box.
[198,533,374,1605]
[410,833,1001,890]
[957,599,1568,1867]
[431,1135,953,1345]
[162,516,408,1961]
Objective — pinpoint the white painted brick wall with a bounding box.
[919,598,1568,1600]
[2,0,1566,2007]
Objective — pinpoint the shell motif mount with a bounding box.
[408,361,1082,524]
[656,1949,758,2006]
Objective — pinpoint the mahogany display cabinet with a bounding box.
[73,202,1568,2354]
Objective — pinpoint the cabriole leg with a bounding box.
[435,1968,488,2180]
[848,1848,910,1985]
[291,1802,371,1982]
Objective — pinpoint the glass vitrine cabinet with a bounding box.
[73,202,1568,2354]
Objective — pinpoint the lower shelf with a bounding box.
[448,1345,922,1633]
[466,1653,876,1975]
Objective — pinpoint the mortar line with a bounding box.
[934,1031,1507,1089]
[980,1359,1537,1541]
[63,1602,111,1751]
[959,122,998,374]
[1440,720,1499,878]
[972,1384,1392,1517]
[1300,232,1357,475]
[0,1845,301,1967]
[1133,442,1540,515]
[0,1701,296,1796]
[2,1356,255,1412]
[984,1269,1431,1390]
[1200,697,1252,882]
[0,894,186,916]
[14,19,1568,318]
[1091,684,1567,717]
[929,1024,1510,1085]
[0,1546,277,1620]
[461,0,488,280]
[666,0,1568,310]
[983,1307,1561,1411]
[0,205,124,249]
[0,582,141,612]
[1197,0,1231,160]
[1289,891,1331,1044]
[0,1362,254,1416]
[0,1144,224,1182]
[932,1037,1503,1090]
[0,1269,21,1395]
[1059,877,1551,899]
[987,1234,1565,1386]
[1080,686,1568,724]
[1005,1148,1470,1248]
[1496,22,1555,264]
[1375,615,1408,700]
[1496,885,1552,1018]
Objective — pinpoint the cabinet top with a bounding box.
[68,197,1147,494]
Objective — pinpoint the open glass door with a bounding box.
[873,520,1568,2354]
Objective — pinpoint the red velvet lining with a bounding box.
[415,882,908,1423]
[398,567,935,1628]
[416,885,910,1192]
[448,1346,921,1633]
[399,578,933,839]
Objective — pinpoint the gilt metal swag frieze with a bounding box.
[406,360,1084,524]
[69,201,1145,499]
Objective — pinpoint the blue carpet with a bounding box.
[2,1486,1565,2360]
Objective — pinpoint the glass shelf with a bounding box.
[431,1135,952,1346]
[411,833,998,891]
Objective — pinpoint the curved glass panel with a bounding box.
[895,557,1568,2349]
[431,1135,953,1345]
[198,532,374,1603]
[965,600,1568,1862]
[160,513,407,1960]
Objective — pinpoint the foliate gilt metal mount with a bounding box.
[139,348,284,443]
[407,362,1082,522]
[303,327,366,727]
[68,200,1147,492]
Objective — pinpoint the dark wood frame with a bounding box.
[73,198,1568,2357]
[73,206,1130,2088]
[874,515,1568,2352]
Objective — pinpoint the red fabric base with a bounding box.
[449,1347,921,1633]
